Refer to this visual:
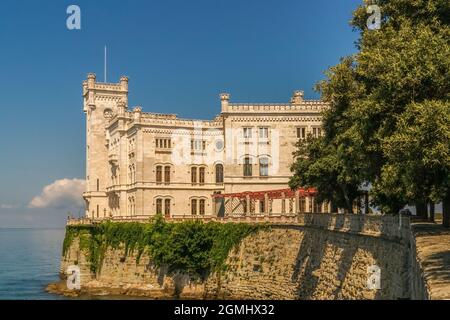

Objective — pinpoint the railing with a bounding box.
[66,213,408,240]
[67,213,332,225]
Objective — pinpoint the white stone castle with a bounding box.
[83,74,328,218]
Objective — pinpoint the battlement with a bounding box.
[82,73,129,93]
[83,74,129,113]
[227,101,328,113]
[128,109,224,128]
[220,91,329,114]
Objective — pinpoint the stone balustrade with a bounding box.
[66,213,409,241]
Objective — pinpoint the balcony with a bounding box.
[155,147,172,154]
[108,153,119,165]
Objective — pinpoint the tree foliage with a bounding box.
[290,0,450,222]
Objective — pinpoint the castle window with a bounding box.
[296,127,307,140]
[164,166,171,184]
[156,166,162,183]
[191,167,197,184]
[243,127,253,139]
[191,199,197,215]
[164,199,171,217]
[156,138,172,150]
[259,127,269,139]
[215,164,224,184]
[199,199,205,215]
[199,167,205,185]
[243,157,252,177]
[191,140,205,151]
[312,127,322,138]
[156,199,163,215]
[97,179,100,191]
[259,157,269,177]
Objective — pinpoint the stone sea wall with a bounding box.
[52,214,432,300]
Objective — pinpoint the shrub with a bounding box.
[63,215,266,279]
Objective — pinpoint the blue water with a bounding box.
[0,228,66,300]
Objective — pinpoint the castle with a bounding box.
[82,74,328,218]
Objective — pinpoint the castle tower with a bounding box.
[83,74,129,218]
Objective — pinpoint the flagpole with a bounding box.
[104,45,107,83]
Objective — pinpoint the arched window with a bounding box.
[199,167,205,185]
[164,166,171,184]
[199,199,205,215]
[191,167,197,184]
[156,198,163,215]
[259,157,269,177]
[164,199,171,217]
[191,199,197,215]
[156,166,162,183]
[243,157,252,177]
[215,164,224,184]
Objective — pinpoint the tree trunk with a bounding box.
[415,201,428,219]
[443,195,450,228]
[364,192,370,215]
[347,200,354,214]
[331,202,338,213]
[429,203,435,223]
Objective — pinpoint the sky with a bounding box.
[0,0,362,228]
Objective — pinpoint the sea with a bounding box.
[0,228,66,300]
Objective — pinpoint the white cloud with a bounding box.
[28,178,86,209]
[1,204,18,209]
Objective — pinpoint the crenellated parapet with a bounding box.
[220,90,328,115]
[227,102,327,113]
[82,73,129,113]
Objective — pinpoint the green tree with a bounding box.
[383,100,450,226]
[290,0,450,221]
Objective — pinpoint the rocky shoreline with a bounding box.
[45,280,207,300]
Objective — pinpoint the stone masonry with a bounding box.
[51,213,447,300]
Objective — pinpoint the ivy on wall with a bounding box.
[63,215,265,279]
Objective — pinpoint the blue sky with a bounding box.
[0,0,361,227]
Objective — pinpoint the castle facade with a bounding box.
[82,74,327,218]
